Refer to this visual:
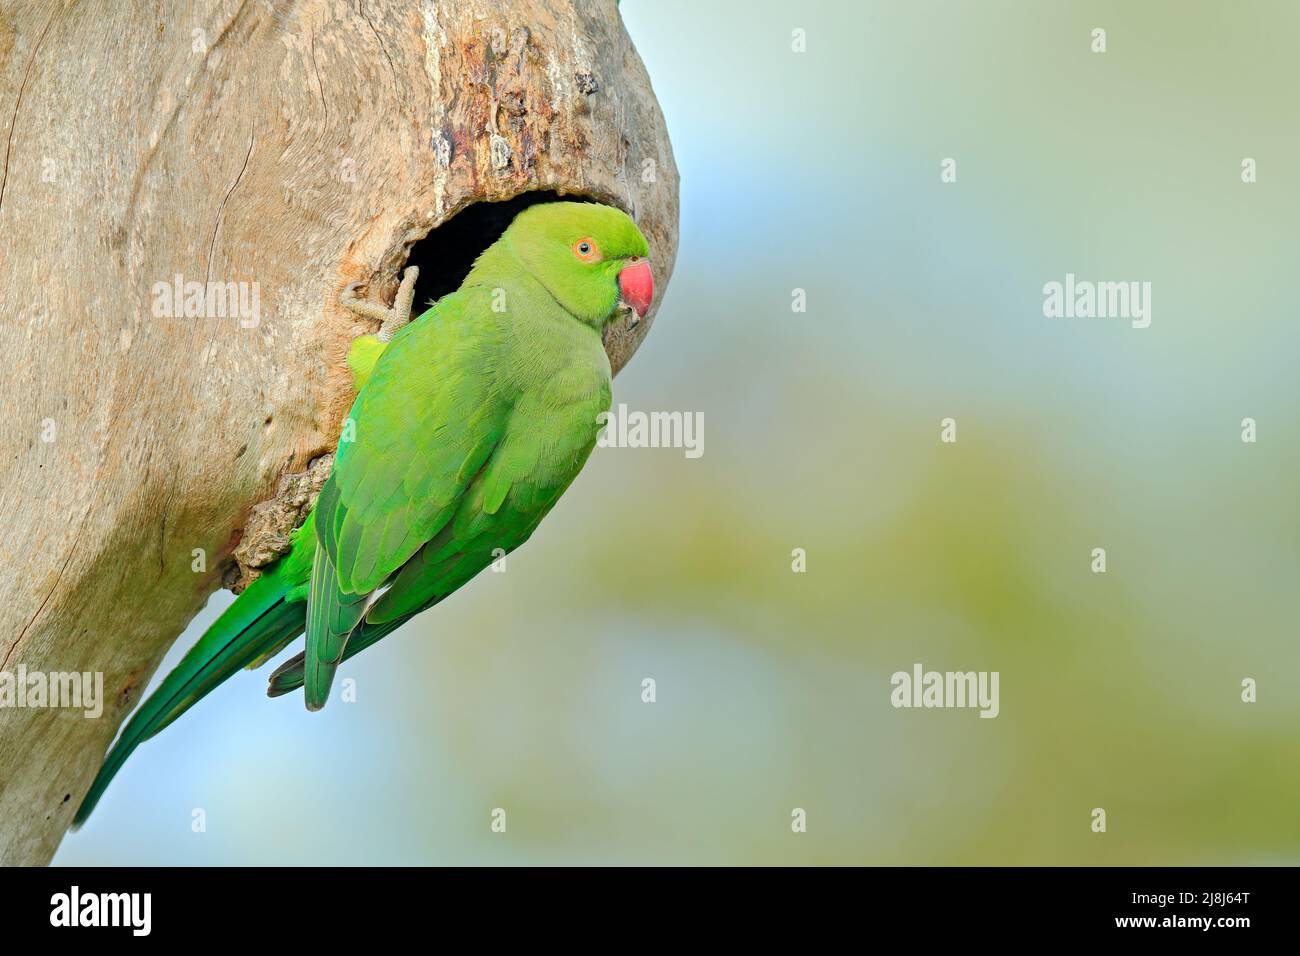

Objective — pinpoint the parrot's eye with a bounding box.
[572,238,601,262]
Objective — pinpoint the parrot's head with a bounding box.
[506,201,653,330]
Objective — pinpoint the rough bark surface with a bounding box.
[0,0,678,865]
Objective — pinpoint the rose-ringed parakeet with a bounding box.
[73,201,654,826]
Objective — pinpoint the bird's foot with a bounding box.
[340,265,419,342]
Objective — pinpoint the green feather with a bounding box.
[302,544,369,710]
[72,529,315,827]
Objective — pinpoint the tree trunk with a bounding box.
[0,0,677,865]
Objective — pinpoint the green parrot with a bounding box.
[73,201,655,826]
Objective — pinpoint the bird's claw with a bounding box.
[339,266,420,341]
[617,297,641,330]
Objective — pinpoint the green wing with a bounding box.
[319,296,506,594]
[365,368,609,624]
[279,348,611,702]
[304,290,507,708]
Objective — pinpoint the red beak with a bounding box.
[617,258,654,321]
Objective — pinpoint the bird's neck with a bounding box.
[463,240,527,294]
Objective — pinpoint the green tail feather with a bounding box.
[302,547,368,711]
[266,610,419,697]
[73,568,306,828]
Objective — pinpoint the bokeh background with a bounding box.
[58,0,1300,865]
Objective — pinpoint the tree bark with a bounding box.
[0,0,677,865]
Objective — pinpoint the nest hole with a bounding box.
[407,190,591,309]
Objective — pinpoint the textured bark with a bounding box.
[0,0,677,865]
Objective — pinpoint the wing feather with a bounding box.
[318,290,508,596]
[301,290,509,707]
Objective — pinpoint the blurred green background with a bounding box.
[58,0,1300,865]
